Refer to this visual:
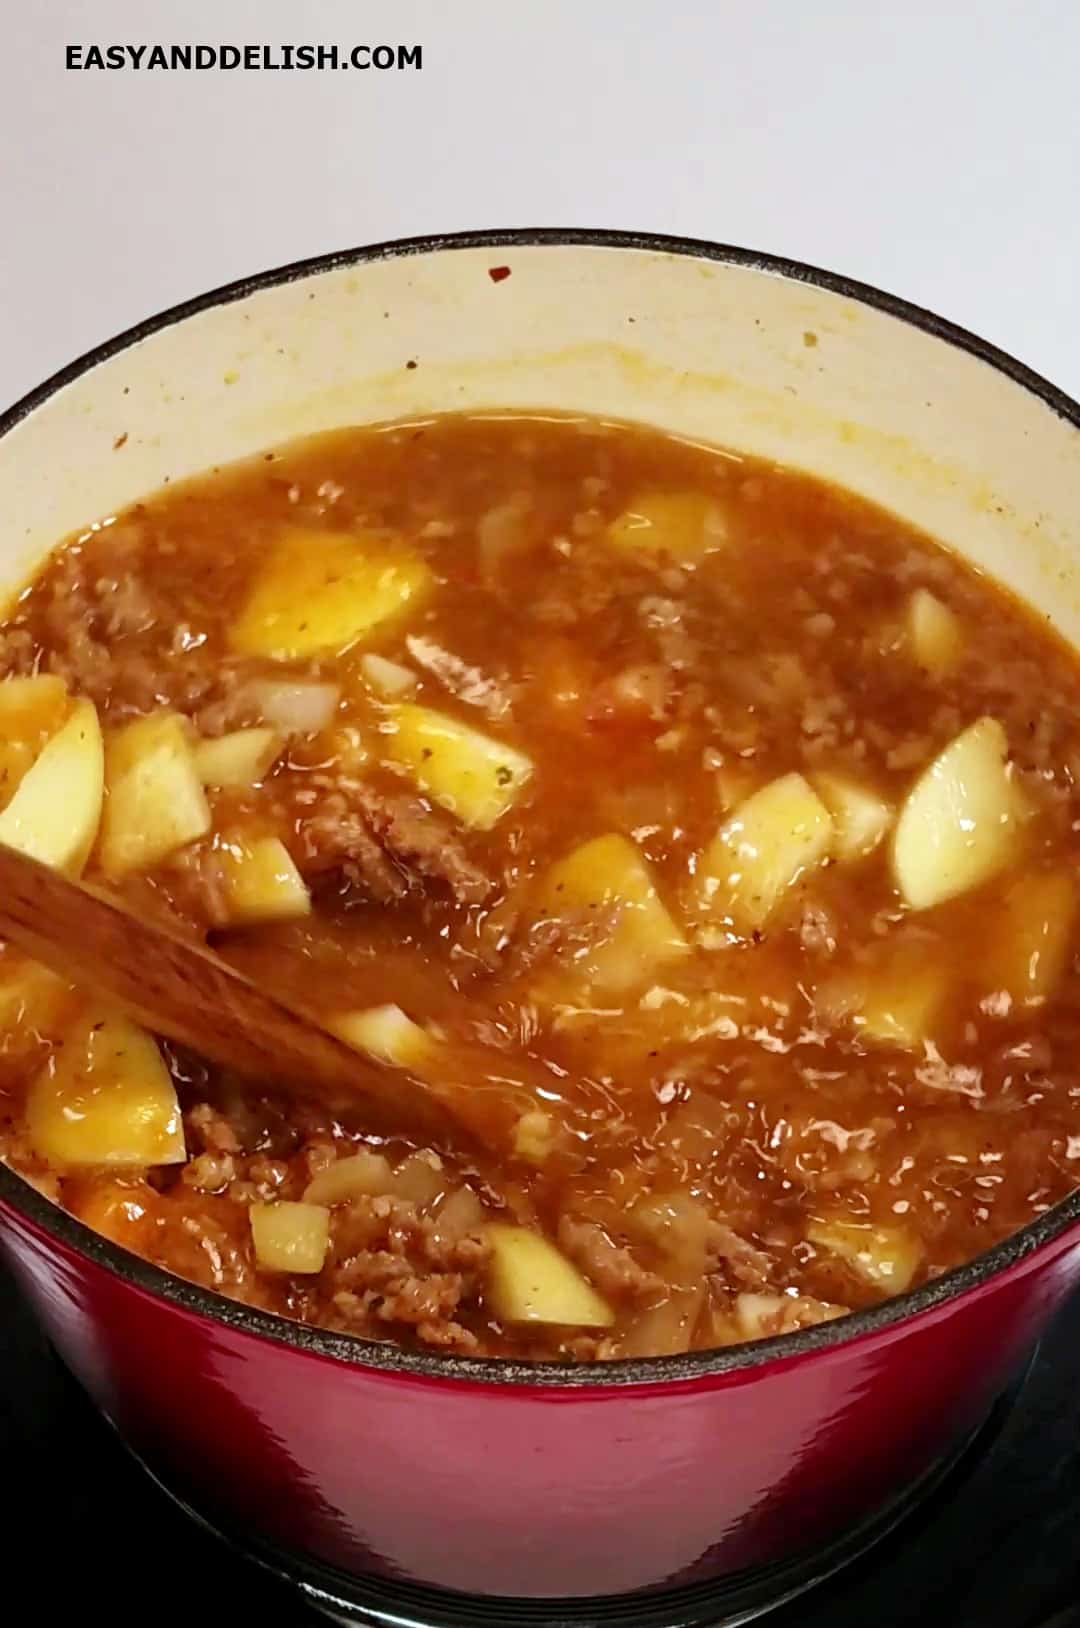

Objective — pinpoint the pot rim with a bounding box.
[2,225,1080,1390]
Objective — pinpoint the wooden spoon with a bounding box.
[0,842,497,1153]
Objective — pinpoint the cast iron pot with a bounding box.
[1,230,1080,1605]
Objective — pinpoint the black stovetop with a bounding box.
[3,1261,1080,1627]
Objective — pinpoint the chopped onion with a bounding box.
[359,653,418,698]
[477,499,529,575]
[391,1150,447,1207]
[303,1150,393,1206]
[616,1287,703,1356]
[432,1185,486,1242]
[248,678,340,735]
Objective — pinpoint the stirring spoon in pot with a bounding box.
[0,842,535,1162]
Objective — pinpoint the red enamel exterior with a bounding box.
[3,1190,1080,1598]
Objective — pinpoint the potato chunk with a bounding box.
[807,1218,922,1294]
[219,835,311,925]
[0,674,69,803]
[891,717,1024,911]
[0,957,74,1042]
[250,1201,330,1274]
[0,697,104,877]
[698,772,832,931]
[330,1003,438,1070]
[26,1012,185,1168]
[907,588,962,678]
[230,528,431,660]
[99,711,211,878]
[980,870,1076,1010]
[812,771,892,863]
[193,727,283,788]
[535,832,688,994]
[0,672,68,731]
[485,1224,615,1327]
[385,703,532,830]
[818,945,948,1049]
[607,492,726,557]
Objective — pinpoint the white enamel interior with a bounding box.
[3,239,1079,644]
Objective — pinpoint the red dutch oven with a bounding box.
[2,230,1080,1613]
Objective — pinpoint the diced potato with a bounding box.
[250,1201,330,1274]
[534,832,688,994]
[0,957,74,1042]
[812,771,892,863]
[485,1224,615,1327]
[0,672,68,730]
[891,717,1024,911]
[607,492,726,558]
[360,652,418,698]
[859,963,947,1048]
[194,727,283,788]
[980,870,1076,1009]
[99,711,210,878]
[0,674,69,804]
[385,703,532,830]
[907,588,962,678]
[391,1150,446,1206]
[303,1149,394,1206]
[698,772,833,932]
[330,1003,438,1070]
[230,528,431,660]
[819,947,949,1049]
[25,1012,185,1168]
[807,1218,922,1294]
[0,697,104,878]
[219,835,311,925]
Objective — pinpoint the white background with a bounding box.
[1,0,1078,406]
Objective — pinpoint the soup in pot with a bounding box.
[1,411,1079,1361]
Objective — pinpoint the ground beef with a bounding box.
[707,1222,776,1291]
[188,672,264,737]
[404,635,512,718]
[187,1101,243,1155]
[298,785,492,906]
[326,1192,489,1352]
[160,843,233,927]
[166,1110,495,1351]
[181,1149,237,1193]
[0,628,37,677]
[557,1215,664,1301]
[354,787,492,903]
[21,537,225,717]
[297,793,408,904]
[165,1210,252,1292]
[15,532,271,730]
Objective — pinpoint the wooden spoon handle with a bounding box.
[0,843,460,1148]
